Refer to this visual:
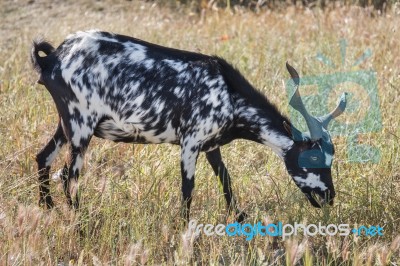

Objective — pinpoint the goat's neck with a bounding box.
[233,97,294,159]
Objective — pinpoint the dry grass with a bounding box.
[0,0,399,265]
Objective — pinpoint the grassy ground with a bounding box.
[0,0,399,265]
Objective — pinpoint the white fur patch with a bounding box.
[128,45,147,63]
[45,140,63,167]
[293,173,327,190]
[72,154,84,175]
[181,136,199,180]
[325,152,333,166]
[52,168,63,182]
[162,59,187,72]
[260,129,294,158]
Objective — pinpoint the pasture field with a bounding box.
[0,0,399,265]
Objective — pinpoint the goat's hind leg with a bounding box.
[62,125,94,209]
[62,144,88,209]
[36,121,67,208]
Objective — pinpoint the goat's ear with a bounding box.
[283,121,293,136]
[283,121,305,141]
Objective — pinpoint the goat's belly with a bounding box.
[94,118,178,144]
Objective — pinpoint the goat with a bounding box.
[31,30,346,222]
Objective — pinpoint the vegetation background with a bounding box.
[0,0,399,265]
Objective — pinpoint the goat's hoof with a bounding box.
[172,217,188,232]
[39,197,54,209]
[236,211,248,223]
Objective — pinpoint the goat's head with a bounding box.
[283,63,347,208]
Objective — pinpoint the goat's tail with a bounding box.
[31,39,55,73]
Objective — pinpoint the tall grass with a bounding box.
[159,0,398,12]
[0,0,399,264]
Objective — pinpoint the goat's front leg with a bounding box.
[63,139,91,209]
[180,139,200,222]
[36,121,67,208]
[206,148,247,222]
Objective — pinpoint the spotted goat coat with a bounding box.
[32,30,336,222]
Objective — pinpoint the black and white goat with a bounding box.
[31,30,346,222]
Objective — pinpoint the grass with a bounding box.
[0,0,399,265]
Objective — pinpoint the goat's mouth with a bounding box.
[305,191,334,208]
